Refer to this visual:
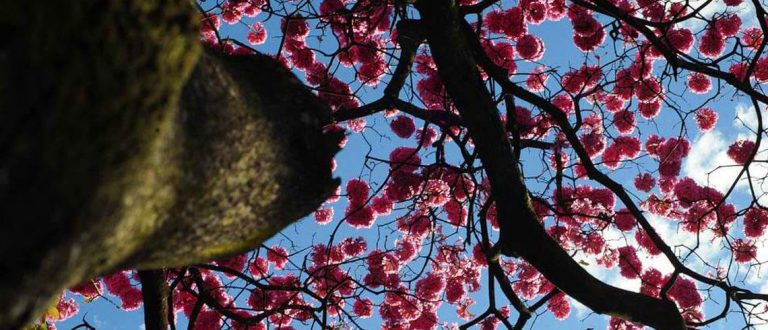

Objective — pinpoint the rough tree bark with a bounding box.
[0,0,341,328]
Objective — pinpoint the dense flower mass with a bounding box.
[694,108,718,132]
[49,1,768,330]
[390,115,416,139]
[727,140,756,165]
[744,207,768,238]
[634,173,656,192]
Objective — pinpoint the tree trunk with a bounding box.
[138,270,169,330]
[0,1,340,328]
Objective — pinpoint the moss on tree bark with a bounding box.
[0,1,340,328]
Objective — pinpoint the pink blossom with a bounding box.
[446,278,467,303]
[730,62,750,82]
[346,205,376,228]
[358,58,387,85]
[281,15,309,40]
[744,207,768,237]
[640,268,664,297]
[444,199,468,227]
[389,147,421,173]
[221,3,242,24]
[614,208,636,231]
[416,127,438,148]
[666,28,694,53]
[618,246,642,279]
[570,12,601,37]
[603,93,626,113]
[673,177,702,207]
[733,239,757,263]
[69,280,102,300]
[609,317,644,330]
[687,72,712,94]
[353,298,374,318]
[267,246,289,270]
[635,229,662,255]
[547,0,567,20]
[485,10,510,35]
[423,179,450,207]
[547,292,570,320]
[248,257,269,276]
[372,195,394,215]
[390,115,416,139]
[694,108,718,132]
[347,117,366,133]
[743,27,763,49]
[634,173,656,192]
[755,57,768,83]
[699,27,725,59]
[215,253,248,275]
[397,213,432,238]
[727,139,756,165]
[552,94,574,114]
[573,28,606,52]
[396,238,419,262]
[47,295,78,321]
[346,178,370,206]
[341,236,368,257]
[634,78,663,102]
[525,1,548,24]
[503,7,527,39]
[104,271,143,310]
[613,110,636,134]
[314,206,334,225]
[580,132,606,159]
[486,41,517,74]
[668,276,702,309]
[715,14,741,37]
[415,272,446,301]
[247,22,267,45]
[194,309,223,330]
[602,136,641,168]
[516,34,545,61]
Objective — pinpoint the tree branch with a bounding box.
[139,270,169,330]
[0,1,341,327]
[413,1,686,328]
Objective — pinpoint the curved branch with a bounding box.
[413,1,686,328]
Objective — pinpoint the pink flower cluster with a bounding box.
[647,136,690,178]
[744,207,768,237]
[568,5,606,52]
[694,108,718,132]
[103,271,143,311]
[602,136,641,169]
[727,139,756,165]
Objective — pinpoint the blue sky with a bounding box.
[57,1,768,329]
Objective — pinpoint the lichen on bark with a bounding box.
[0,0,341,328]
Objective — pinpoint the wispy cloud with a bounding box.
[672,0,757,31]
[684,103,768,199]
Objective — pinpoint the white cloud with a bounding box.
[734,103,768,133]
[683,130,738,192]
[684,104,768,200]
[673,0,756,31]
[647,214,726,274]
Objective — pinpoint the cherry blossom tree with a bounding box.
[11,0,768,329]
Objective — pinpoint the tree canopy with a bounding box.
[7,0,768,329]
